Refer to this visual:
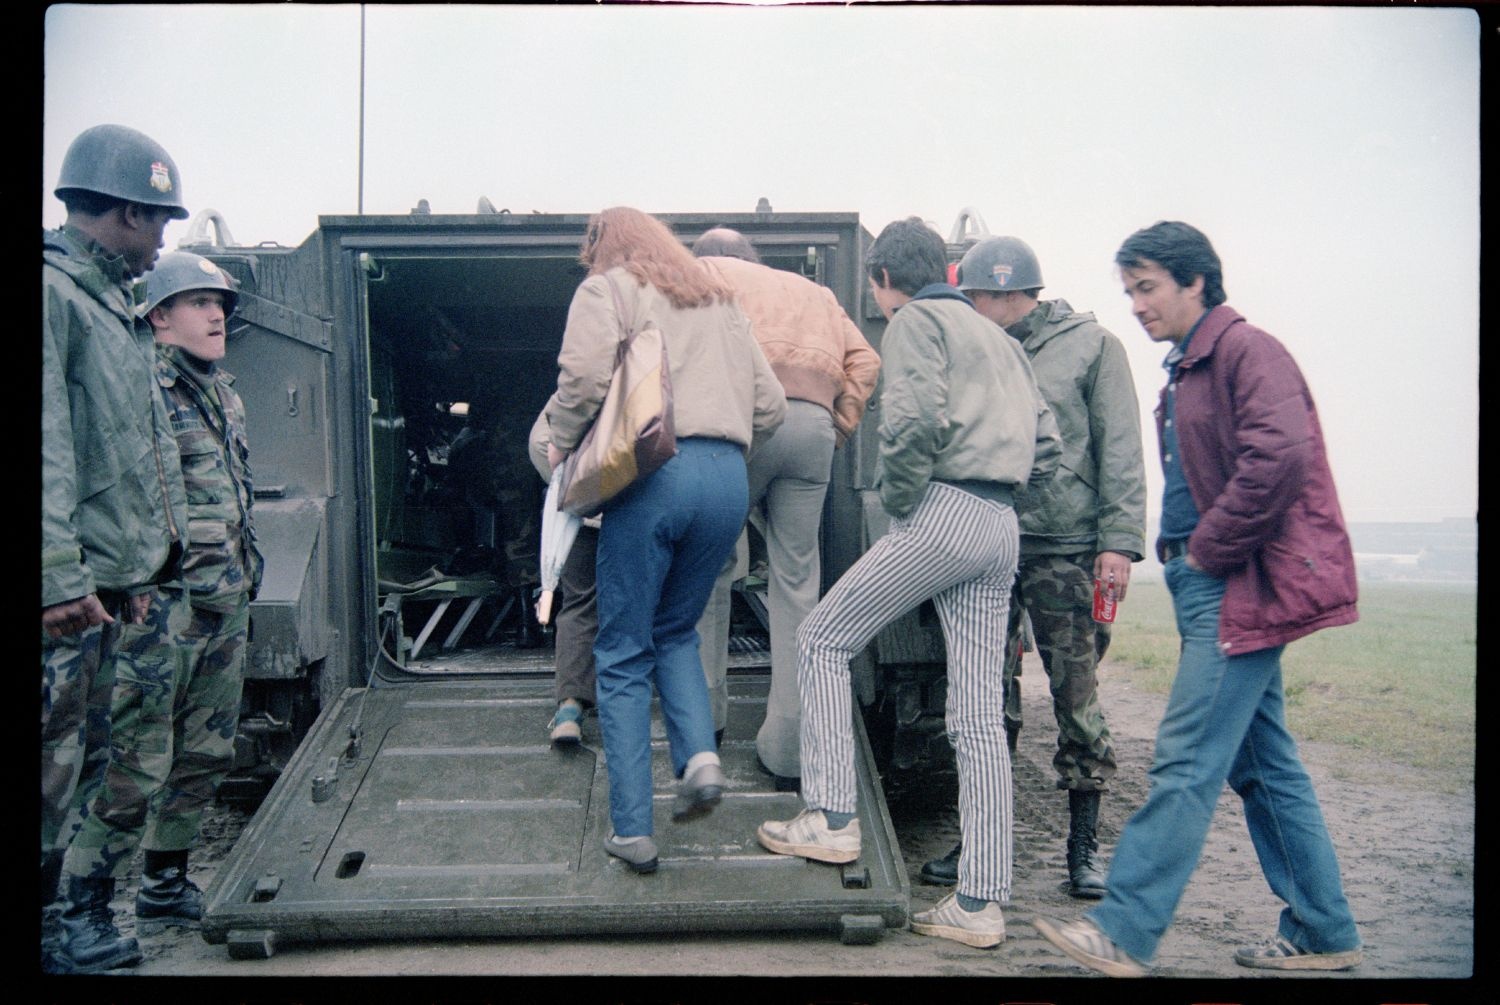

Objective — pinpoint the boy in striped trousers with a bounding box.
[757,217,1059,948]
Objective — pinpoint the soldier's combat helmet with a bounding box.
[140,251,238,317]
[956,236,1044,294]
[55,124,189,220]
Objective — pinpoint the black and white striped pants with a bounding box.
[797,481,1018,902]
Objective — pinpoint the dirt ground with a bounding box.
[73,656,1474,998]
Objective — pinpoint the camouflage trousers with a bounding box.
[63,588,249,878]
[41,592,132,860]
[1003,552,1117,791]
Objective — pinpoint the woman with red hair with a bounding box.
[542,207,785,872]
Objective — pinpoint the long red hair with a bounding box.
[580,206,733,310]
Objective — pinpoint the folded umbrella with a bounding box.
[535,465,581,625]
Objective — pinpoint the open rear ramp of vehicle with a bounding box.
[201,672,908,957]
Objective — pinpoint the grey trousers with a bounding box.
[797,482,1018,902]
[696,401,835,768]
[553,524,600,707]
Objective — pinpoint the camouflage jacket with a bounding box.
[1007,299,1147,561]
[156,345,263,611]
[42,227,187,607]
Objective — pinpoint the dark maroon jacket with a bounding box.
[1156,305,1358,654]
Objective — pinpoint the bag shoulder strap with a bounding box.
[602,271,639,347]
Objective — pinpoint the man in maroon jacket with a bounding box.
[1035,221,1363,976]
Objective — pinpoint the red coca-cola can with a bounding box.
[1092,575,1118,623]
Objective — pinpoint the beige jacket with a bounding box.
[544,266,786,456]
[701,256,880,444]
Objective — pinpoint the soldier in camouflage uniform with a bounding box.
[59,252,262,966]
[43,125,190,973]
[922,237,1146,899]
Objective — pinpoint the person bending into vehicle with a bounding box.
[758,218,1059,949]
[1035,220,1363,976]
[690,227,881,789]
[527,411,602,746]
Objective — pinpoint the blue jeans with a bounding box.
[1087,557,1360,963]
[594,438,748,837]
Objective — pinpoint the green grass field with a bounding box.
[1106,579,1476,789]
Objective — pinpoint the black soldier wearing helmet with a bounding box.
[42,124,190,973]
[52,123,190,278]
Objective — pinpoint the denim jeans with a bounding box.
[1087,557,1360,963]
[594,438,748,837]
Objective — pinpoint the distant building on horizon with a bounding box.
[1348,516,1476,583]
[1132,516,1475,584]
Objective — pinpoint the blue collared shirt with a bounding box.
[1158,313,1208,543]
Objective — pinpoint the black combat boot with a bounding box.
[1066,789,1108,899]
[41,849,64,910]
[919,841,961,886]
[1005,720,1020,754]
[57,874,142,973]
[40,850,64,973]
[135,849,203,929]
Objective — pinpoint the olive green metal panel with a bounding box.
[243,498,327,680]
[202,674,908,950]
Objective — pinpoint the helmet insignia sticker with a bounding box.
[993,264,1014,287]
[197,258,220,276]
[150,161,173,193]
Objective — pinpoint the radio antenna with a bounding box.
[358,4,367,214]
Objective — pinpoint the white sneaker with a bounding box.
[1234,934,1363,971]
[910,893,1006,948]
[756,808,860,864]
[1033,916,1147,977]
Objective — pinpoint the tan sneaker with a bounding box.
[1234,934,1363,971]
[756,808,860,864]
[910,893,1005,948]
[1033,916,1147,977]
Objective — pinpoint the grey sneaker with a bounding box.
[1234,934,1363,971]
[603,834,658,874]
[756,808,860,864]
[672,761,725,821]
[910,893,1005,948]
[1033,916,1147,977]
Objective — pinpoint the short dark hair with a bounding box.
[691,227,761,263]
[1115,221,1227,309]
[60,190,129,217]
[866,217,947,297]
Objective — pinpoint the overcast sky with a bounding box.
[42,4,1480,527]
